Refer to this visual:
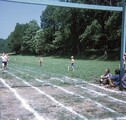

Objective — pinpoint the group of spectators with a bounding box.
[99,68,120,87]
[99,53,126,90]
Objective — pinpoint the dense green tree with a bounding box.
[6,0,122,57]
[21,20,40,54]
[0,38,10,53]
[33,29,45,54]
[7,23,26,54]
[40,0,122,56]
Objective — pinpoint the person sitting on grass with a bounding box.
[120,69,126,90]
[108,69,120,87]
[123,53,126,69]
[100,69,112,85]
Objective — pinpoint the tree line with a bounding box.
[0,38,10,53]
[6,0,122,57]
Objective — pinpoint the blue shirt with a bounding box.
[111,74,120,85]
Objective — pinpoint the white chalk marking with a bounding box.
[76,85,106,96]
[8,69,119,114]
[36,78,85,99]
[23,82,87,120]
[65,76,126,95]
[0,78,45,120]
[8,68,126,114]
[7,72,87,120]
[35,79,117,113]
[49,76,126,105]
[76,85,126,104]
[51,77,65,83]
[116,116,126,120]
[8,65,126,95]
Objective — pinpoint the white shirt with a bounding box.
[1,55,7,62]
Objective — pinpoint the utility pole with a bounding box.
[120,0,126,79]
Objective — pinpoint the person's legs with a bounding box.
[1,62,5,73]
[102,79,109,85]
[40,61,42,66]
[4,62,7,70]
[108,79,115,87]
[99,75,104,84]
[71,66,74,71]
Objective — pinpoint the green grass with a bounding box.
[9,55,119,82]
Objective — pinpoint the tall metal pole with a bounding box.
[120,0,126,79]
[1,0,122,12]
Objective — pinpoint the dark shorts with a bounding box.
[2,61,7,66]
[71,63,74,67]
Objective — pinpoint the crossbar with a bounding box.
[1,0,123,12]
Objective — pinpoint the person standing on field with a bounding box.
[68,56,75,71]
[5,53,10,69]
[1,53,8,72]
[39,56,43,66]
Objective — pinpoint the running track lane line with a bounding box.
[11,66,125,95]
[35,78,118,114]
[0,78,46,120]
[48,77,126,119]
[7,72,88,120]
[48,76,126,105]
[65,76,126,95]
[8,67,126,119]
[8,68,119,114]
[9,68,126,112]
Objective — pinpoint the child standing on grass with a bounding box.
[68,56,75,71]
[39,56,43,66]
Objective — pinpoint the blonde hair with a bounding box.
[71,56,74,59]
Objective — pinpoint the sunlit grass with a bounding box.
[9,55,119,81]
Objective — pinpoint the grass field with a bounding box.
[9,55,119,81]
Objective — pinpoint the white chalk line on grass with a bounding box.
[76,85,126,104]
[11,65,125,95]
[8,67,120,114]
[65,76,126,95]
[9,67,126,113]
[9,66,126,119]
[7,72,88,120]
[11,66,125,95]
[50,76,126,105]
[36,78,85,99]
[0,78,46,120]
[9,64,126,119]
[35,78,118,114]
[51,77,65,83]
[7,68,121,114]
